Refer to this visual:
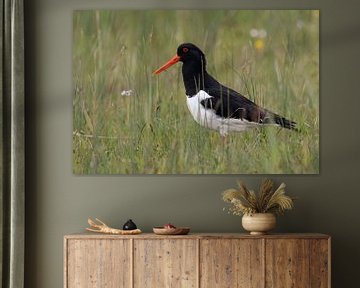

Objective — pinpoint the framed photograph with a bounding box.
[73,10,319,174]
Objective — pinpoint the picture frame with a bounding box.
[73,9,319,175]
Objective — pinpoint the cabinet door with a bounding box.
[134,239,198,288]
[309,239,330,288]
[266,239,309,288]
[200,239,264,288]
[65,239,131,288]
[265,239,329,288]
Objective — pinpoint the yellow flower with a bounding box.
[254,39,265,52]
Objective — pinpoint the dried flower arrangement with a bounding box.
[222,179,294,216]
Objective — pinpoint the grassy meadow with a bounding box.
[73,10,319,174]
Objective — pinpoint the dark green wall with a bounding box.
[25,0,360,287]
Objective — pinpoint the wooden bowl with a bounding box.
[153,227,190,235]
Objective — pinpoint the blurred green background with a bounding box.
[73,10,319,174]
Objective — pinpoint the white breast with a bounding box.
[186,90,259,136]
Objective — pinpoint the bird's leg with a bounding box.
[219,125,229,145]
[219,129,229,145]
[221,135,229,145]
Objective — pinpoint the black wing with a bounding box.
[200,86,297,130]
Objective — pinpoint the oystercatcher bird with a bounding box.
[154,43,296,136]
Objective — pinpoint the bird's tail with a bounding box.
[264,111,297,131]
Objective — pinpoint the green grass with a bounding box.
[73,10,319,174]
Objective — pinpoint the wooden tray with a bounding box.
[153,227,190,235]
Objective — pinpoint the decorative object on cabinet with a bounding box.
[64,233,330,288]
[153,227,190,235]
[86,218,142,235]
[242,212,277,235]
[222,179,294,234]
[122,219,138,230]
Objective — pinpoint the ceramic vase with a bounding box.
[242,213,276,235]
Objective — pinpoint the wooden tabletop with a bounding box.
[64,232,330,240]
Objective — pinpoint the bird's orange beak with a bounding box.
[153,55,180,74]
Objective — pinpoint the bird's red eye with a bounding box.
[182,47,189,53]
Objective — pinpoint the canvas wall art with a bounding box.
[73,10,319,174]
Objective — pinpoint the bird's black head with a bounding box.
[176,43,206,67]
[153,42,207,75]
[153,42,211,96]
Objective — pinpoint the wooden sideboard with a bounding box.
[64,233,330,288]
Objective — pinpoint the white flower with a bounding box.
[121,90,134,97]
[258,29,267,39]
[250,28,267,39]
[249,28,259,38]
[296,20,304,29]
